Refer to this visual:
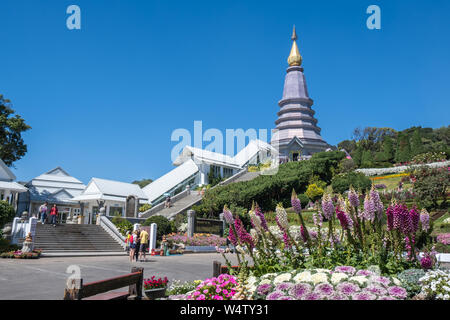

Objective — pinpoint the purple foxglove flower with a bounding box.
[409,206,420,233]
[300,225,308,243]
[222,206,234,225]
[336,209,351,230]
[275,204,289,230]
[313,211,323,227]
[370,187,384,221]
[386,205,394,231]
[348,187,360,208]
[420,254,433,270]
[321,193,334,220]
[254,203,268,231]
[363,194,375,222]
[291,190,302,214]
[420,209,430,232]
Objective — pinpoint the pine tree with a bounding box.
[411,128,424,156]
[382,136,394,162]
[395,132,411,163]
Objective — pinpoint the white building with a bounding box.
[71,177,148,222]
[0,159,28,211]
[142,139,277,205]
[16,167,86,220]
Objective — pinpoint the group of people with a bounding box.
[38,202,59,227]
[125,228,149,262]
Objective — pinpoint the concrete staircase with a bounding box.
[30,224,125,253]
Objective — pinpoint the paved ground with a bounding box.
[0,253,237,300]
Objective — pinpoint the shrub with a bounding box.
[143,215,174,240]
[111,216,133,236]
[305,184,324,202]
[412,166,449,209]
[0,201,15,228]
[397,269,426,298]
[412,152,447,164]
[139,203,152,213]
[331,172,372,194]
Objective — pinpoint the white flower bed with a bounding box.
[419,270,450,300]
[355,161,450,176]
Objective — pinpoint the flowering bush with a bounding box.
[187,274,238,300]
[247,267,406,300]
[166,279,202,296]
[143,276,168,290]
[411,152,447,165]
[436,233,450,245]
[165,233,226,247]
[0,249,42,259]
[419,270,450,300]
[374,184,387,189]
[356,160,450,176]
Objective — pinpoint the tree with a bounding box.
[0,200,15,227]
[360,150,373,168]
[413,167,449,209]
[0,95,31,166]
[395,132,411,163]
[411,128,424,156]
[132,178,153,188]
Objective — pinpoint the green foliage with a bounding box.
[305,184,324,202]
[412,151,447,164]
[0,237,20,253]
[412,166,449,209]
[337,158,356,173]
[360,150,374,168]
[139,203,152,213]
[0,95,32,166]
[194,151,345,216]
[132,178,153,188]
[143,215,174,240]
[298,193,310,208]
[395,132,411,163]
[111,216,133,236]
[0,200,15,228]
[397,269,426,298]
[331,172,372,194]
[208,166,222,187]
[411,128,424,156]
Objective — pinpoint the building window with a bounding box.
[223,167,233,178]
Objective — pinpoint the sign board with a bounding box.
[194,218,223,236]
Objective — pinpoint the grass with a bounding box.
[431,212,450,236]
[370,176,413,191]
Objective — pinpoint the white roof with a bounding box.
[0,159,16,182]
[0,181,28,192]
[173,139,277,168]
[72,177,148,202]
[143,159,199,203]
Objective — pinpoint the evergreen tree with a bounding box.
[395,132,411,163]
[411,128,424,156]
[381,136,394,162]
[361,150,373,168]
[352,145,363,167]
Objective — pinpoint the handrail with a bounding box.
[99,216,126,249]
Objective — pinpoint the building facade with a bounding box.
[16,167,86,220]
[0,159,28,211]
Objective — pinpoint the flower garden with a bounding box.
[161,183,450,300]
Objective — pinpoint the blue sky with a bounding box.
[1,0,449,184]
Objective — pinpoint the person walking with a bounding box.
[49,204,58,227]
[39,202,48,224]
[134,229,141,262]
[139,228,149,262]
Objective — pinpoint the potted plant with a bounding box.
[143,276,168,299]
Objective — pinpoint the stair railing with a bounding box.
[98,216,127,250]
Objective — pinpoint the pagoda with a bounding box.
[271,26,329,161]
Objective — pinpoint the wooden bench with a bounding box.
[63,267,144,300]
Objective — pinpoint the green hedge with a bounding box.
[143,215,175,240]
[331,171,372,194]
[195,151,345,216]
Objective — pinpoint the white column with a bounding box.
[149,223,157,251]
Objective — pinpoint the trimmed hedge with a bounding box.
[195,151,345,216]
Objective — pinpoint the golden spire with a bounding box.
[287,25,302,66]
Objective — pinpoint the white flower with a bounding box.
[293,271,312,283]
[261,273,277,280]
[259,279,272,285]
[273,273,292,285]
[331,272,348,284]
[311,272,328,284]
[314,268,331,274]
[349,276,368,285]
